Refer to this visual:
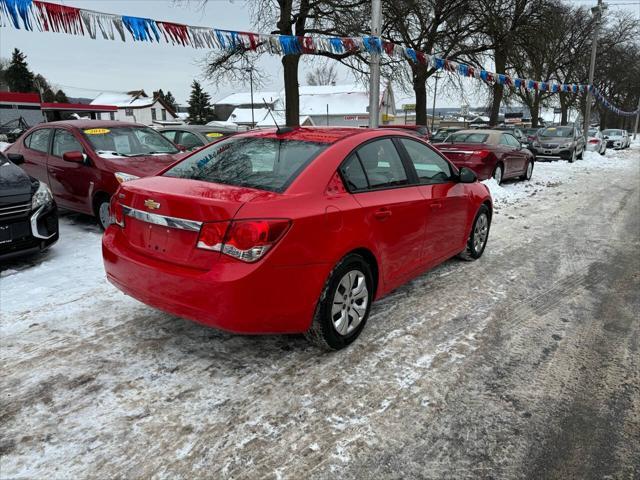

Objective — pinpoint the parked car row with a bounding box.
[602,129,632,149]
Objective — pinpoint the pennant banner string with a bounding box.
[1,0,637,116]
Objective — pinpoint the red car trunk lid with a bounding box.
[116,176,266,268]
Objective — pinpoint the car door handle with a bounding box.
[430,202,442,209]
[373,208,392,220]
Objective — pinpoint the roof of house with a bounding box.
[255,111,314,127]
[40,102,118,112]
[90,90,151,108]
[295,84,372,116]
[0,92,41,104]
[215,91,279,106]
[228,107,270,124]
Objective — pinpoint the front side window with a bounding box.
[505,134,520,147]
[179,132,204,150]
[25,129,51,153]
[164,136,328,193]
[52,129,83,157]
[355,138,408,189]
[83,126,179,156]
[400,138,452,184]
[160,130,178,142]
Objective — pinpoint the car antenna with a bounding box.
[263,98,293,135]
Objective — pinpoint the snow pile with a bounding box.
[0,141,11,152]
[483,147,634,207]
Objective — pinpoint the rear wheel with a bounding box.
[458,205,491,261]
[520,159,534,181]
[492,164,503,185]
[305,254,373,350]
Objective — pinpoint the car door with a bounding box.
[396,138,470,263]
[340,138,427,289]
[47,128,96,211]
[505,133,527,173]
[498,133,518,176]
[19,128,52,183]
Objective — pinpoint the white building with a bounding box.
[91,90,179,125]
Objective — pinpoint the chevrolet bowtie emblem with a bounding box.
[144,199,161,210]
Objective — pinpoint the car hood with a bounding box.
[101,153,181,177]
[538,137,573,144]
[0,157,31,198]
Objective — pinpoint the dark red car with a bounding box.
[4,120,183,228]
[103,127,492,349]
[433,129,534,184]
[378,124,430,141]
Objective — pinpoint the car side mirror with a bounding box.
[459,167,477,183]
[7,153,24,165]
[175,144,188,151]
[63,151,85,163]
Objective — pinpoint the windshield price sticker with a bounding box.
[84,128,111,135]
[206,132,223,138]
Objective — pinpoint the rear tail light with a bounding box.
[588,139,599,144]
[471,150,491,161]
[110,197,125,227]
[197,219,291,262]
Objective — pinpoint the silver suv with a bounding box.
[530,126,586,163]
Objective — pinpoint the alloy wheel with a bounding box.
[526,161,533,179]
[331,270,369,336]
[99,202,111,229]
[493,166,503,184]
[473,213,489,254]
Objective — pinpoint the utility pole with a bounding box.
[634,96,640,140]
[246,68,255,128]
[368,0,382,128]
[583,0,605,141]
[431,73,441,132]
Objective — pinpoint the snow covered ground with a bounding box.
[0,141,12,152]
[1,141,639,479]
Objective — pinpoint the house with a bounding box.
[213,91,278,125]
[90,90,179,125]
[0,92,45,127]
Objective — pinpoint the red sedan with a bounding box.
[433,129,534,184]
[5,120,183,229]
[103,127,492,349]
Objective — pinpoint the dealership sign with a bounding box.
[344,115,369,121]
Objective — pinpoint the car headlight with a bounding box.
[532,141,540,147]
[115,172,140,184]
[32,181,53,210]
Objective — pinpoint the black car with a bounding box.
[0,151,58,262]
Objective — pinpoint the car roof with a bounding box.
[33,120,143,129]
[158,125,236,133]
[234,126,372,144]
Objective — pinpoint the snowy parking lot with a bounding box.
[1,145,639,478]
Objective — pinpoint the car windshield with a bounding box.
[588,129,599,136]
[446,132,489,143]
[164,136,328,193]
[83,126,179,156]
[602,129,622,136]
[523,129,539,135]
[540,127,573,138]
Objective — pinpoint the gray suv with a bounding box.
[530,126,586,163]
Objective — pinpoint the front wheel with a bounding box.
[306,254,373,350]
[458,205,491,261]
[569,149,576,163]
[577,147,584,160]
[96,198,111,230]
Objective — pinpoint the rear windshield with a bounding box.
[445,132,489,143]
[164,136,328,192]
[83,126,179,156]
[540,127,573,137]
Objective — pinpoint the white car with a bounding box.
[586,129,607,155]
[602,129,629,149]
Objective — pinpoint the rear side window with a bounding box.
[399,139,452,184]
[25,129,51,153]
[160,130,179,142]
[505,134,520,147]
[355,138,408,189]
[340,154,369,190]
[164,136,328,193]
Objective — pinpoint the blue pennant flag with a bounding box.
[122,16,160,42]
[329,38,344,53]
[279,35,300,55]
[1,0,34,30]
[363,36,382,53]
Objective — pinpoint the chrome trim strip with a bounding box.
[438,150,473,155]
[30,206,56,240]
[122,205,202,232]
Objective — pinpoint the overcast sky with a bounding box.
[1,0,638,109]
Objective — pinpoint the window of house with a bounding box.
[25,129,51,153]
[109,112,115,121]
[151,109,157,121]
[161,109,167,121]
[125,108,133,116]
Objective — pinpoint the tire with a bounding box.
[458,205,491,261]
[600,145,606,156]
[569,148,576,163]
[305,254,374,350]
[520,159,534,181]
[95,197,111,230]
[577,147,584,160]
[492,164,504,185]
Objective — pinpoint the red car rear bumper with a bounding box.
[102,227,330,334]
[451,160,494,181]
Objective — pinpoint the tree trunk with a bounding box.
[559,92,569,126]
[489,48,506,126]
[282,55,300,127]
[531,94,541,128]
[413,64,429,126]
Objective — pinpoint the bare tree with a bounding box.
[305,63,338,86]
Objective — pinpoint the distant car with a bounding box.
[495,126,527,144]
[529,126,585,162]
[602,129,629,149]
[4,120,184,229]
[0,151,58,262]
[432,129,534,184]
[378,125,430,141]
[103,127,492,350]
[586,128,607,156]
[521,128,541,149]
[157,125,238,151]
[431,127,462,143]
